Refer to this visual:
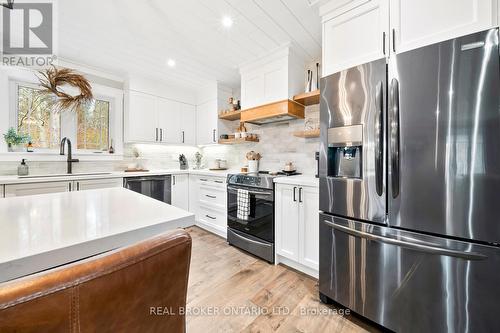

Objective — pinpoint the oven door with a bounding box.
[227,185,274,243]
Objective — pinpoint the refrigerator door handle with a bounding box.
[323,220,487,261]
[390,78,400,198]
[375,81,384,196]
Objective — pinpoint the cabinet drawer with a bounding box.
[198,204,226,229]
[199,186,226,209]
[196,176,226,189]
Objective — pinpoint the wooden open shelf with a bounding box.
[293,129,320,138]
[293,90,320,106]
[218,110,241,121]
[218,137,259,145]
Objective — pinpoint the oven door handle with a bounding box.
[227,186,273,197]
[229,230,272,248]
[323,220,487,261]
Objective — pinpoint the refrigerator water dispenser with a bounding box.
[327,125,363,179]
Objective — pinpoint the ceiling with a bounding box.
[58,0,323,90]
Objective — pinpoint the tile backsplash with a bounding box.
[0,105,320,176]
[202,104,320,175]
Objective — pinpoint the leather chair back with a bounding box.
[0,229,192,333]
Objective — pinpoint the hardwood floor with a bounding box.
[185,227,381,333]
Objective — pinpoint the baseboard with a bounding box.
[195,220,227,239]
[277,255,319,279]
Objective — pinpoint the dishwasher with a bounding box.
[123,175,171,204]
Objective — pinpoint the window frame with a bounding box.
[76,95,114,154]
[9,81,62,153]
[8,80,118,156]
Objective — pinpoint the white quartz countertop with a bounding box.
[273,175,319,187]
[0,187,194,283]
[0,169,234,185]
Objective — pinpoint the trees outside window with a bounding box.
[14,83,111,152]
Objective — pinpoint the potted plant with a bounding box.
[3,127,30,152]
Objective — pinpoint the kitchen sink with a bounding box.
[18,172,112,179]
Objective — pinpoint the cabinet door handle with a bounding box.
[155,128,159,142]
[173,175,176,186]
[206,215,216,220]
[299,187,303,203]
[213,129,216,142]
[293,187,297,202]
[392,28,396,53]
[77,182,80,191]
[200,179,208,182]
[182,131,185,143]
[69,182,72,192]
[382,32,386,55]
[160,128,163,142]
[214,180,223,184]
[206,194,216,199]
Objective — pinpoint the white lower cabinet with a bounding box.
[275,183,319,278]
[4,181,71,198]
[4,178,124,198]
[171,174,189,210]
[75,178,123,191]
[188,175,227,238]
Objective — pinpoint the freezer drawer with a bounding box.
[319,213,500,333]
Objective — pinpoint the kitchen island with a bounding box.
[0,187,195,283]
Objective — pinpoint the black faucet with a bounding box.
[60,137,79,174]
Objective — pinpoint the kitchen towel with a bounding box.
[237,189,250,220]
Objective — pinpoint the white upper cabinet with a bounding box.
[125,91,196,145]
[240,45,305,110]
[157,98,181,144]
[196,99,218,145]
[125,77,197,145]
[180,104,196,145]
[390,0,498,54]
[195,83,237,145]
[320,0,498,76]
[125,91,157,143]
[321,0,389,77]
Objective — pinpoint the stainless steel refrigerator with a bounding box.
[319,28,500,332]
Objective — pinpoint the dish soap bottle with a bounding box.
[18,159,29,176]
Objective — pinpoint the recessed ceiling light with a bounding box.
[222,16,233,28]
[167,59,176,67]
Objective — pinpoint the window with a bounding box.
[77,99,110,151]
[10,80,119,156]
[17,85,60,149]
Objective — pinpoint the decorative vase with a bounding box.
[7,143,24,152]
[248,160,259,173]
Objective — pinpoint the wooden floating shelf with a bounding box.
[293,129,320,138]
[293,90,320,106]
[218,110,241,121]
[218,137,259,145]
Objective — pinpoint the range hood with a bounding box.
[240,99,305,125]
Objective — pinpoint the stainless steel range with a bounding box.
[227,172,299,263]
